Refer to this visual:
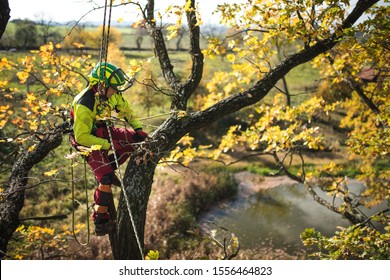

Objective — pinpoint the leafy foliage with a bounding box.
[6,224,84,260]
[301,213,390,260]
[145,249,160,260]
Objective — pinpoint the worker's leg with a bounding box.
[91,179,114,234]
[87,150,116,235]
[88,126,136,235]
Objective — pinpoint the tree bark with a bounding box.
[0,0,10,39]
[0,128,64,258]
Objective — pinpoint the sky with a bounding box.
[9,0,245,25]
[9,0,386,27]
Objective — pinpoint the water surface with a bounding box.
[199,174,354,254]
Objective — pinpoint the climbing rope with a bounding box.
[98,0,113,68]
[98,0,144,259]
[70,148,90,246]
[101,111,177,123]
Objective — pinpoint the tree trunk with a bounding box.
[111,163,156,259]
[0,0,10,39]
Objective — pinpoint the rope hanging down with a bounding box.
[99,0,144,260]
[70,149,90,246]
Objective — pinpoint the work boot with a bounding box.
[92,183,114,236]
[95,219,116,236]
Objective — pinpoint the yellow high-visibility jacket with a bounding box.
[71,86,142,150]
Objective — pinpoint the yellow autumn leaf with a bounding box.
[29,120,38,131]
[0,80,9,87]
[226,53,235,62]
[16,71,29,83]
[166,25,179,40]
[128,60,142,76]
[0,105,10,112]
[26,92,37,102]
[177,111,187,119]
[184,0,192,12]
[145,250,159,260]
[72,42,84,49]
[44,168,60,176]
[90,145,102,151]
[0,57,11,69]
[28,144,36,152]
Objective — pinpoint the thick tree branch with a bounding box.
[177,0,204,110]
[145,0,204,111]
[145,0,180,93]
[0,127,64,258]
[347,74,382,115]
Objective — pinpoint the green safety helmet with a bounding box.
[89,62,133,92]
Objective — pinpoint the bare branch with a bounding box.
[19,214,69,222]
[135,77,175,97]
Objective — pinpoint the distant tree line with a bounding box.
[0,19,64,50]
[1,18,229,52]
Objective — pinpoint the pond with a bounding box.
[198,172,360,255]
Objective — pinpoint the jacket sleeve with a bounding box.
[73,104,111,150]
[114,94,143,130]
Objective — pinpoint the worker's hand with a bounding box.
[132,129,148,143]
[110,140,124,151]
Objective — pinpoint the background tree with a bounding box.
[14,20,38,49]
[34,13,62,45]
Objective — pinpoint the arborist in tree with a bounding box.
[70,62,148,236]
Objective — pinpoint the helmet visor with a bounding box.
[108,68,134,92]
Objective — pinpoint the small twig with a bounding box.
[19,213,69,222]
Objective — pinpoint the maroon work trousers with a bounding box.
[88,126,136,183]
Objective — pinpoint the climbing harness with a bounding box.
[70,148,90,246]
